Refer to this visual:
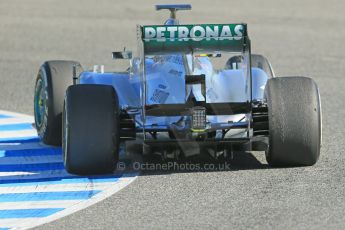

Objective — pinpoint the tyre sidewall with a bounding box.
[34,64,55,144]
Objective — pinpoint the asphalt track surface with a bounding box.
[1,0,345,229]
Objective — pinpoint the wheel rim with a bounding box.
[34,76,47,129]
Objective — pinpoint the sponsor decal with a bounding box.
[150,89,170,104]
[143,24,245,42]
[168,69,183,77]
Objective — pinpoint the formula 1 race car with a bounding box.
[34,4,322,175]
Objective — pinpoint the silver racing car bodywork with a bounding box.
[75,4,275,158]
[79,54,270,158]
[79,62,269,128]
[34,4,321,174]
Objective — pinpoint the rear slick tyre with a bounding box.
[265,77,321,167]
[63,84,120,175]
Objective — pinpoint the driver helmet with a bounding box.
[225,55,244,69]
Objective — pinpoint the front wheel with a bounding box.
[63,84,120,175]
[34,61,83,146]
[265,77,322,167]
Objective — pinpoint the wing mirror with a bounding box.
[112,51,132,60]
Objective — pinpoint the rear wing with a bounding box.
[139,24,249,54]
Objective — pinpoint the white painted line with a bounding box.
[0,171,36,177]
[0,200,81,210]
[0,110,33,120]
[0,218,42,228]
[0,130,37,138]
[0,117,34,125]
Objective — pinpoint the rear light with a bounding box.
[191,106,206,131]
